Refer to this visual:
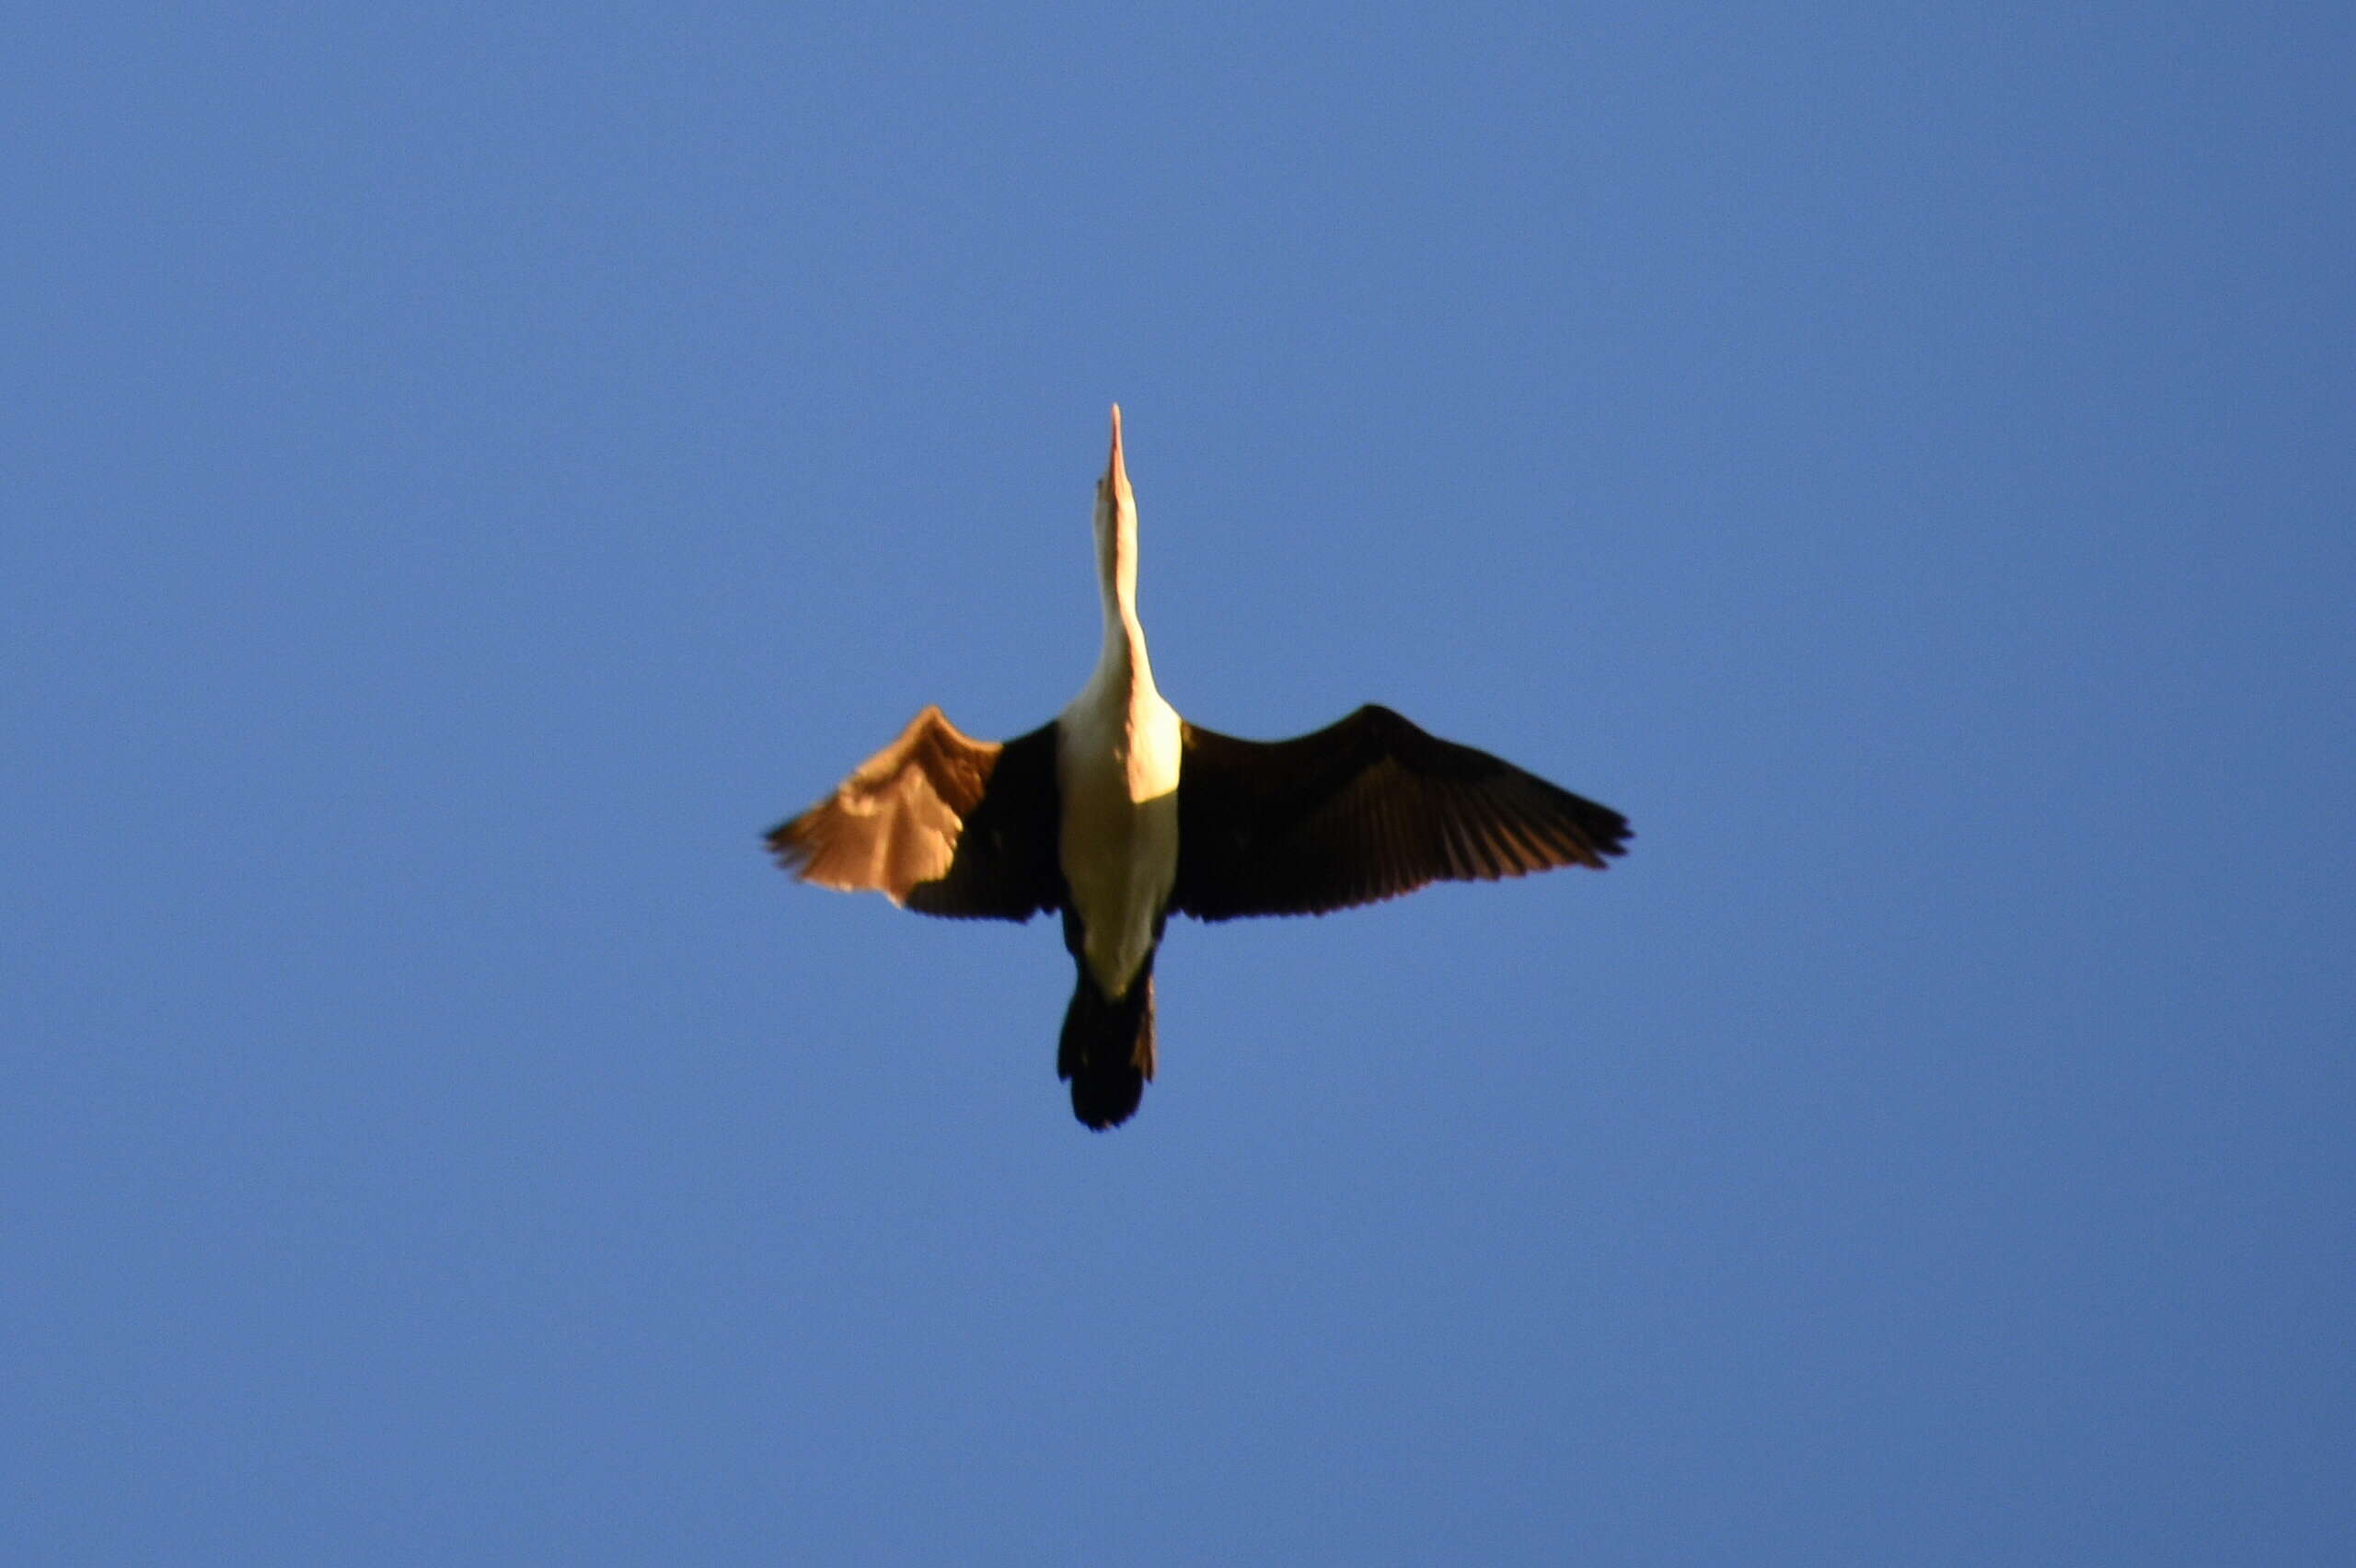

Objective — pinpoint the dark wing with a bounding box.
[766,707,1063,922]
[1169,704,1630,922]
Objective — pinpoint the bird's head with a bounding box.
[1091,404,1140,604]
[1095,403,1134,529]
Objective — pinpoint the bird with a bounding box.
[766,406,1630,1131]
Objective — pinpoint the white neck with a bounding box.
[1089,481,1159,701]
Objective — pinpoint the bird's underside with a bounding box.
[766,702,1630,1129]
[765,405,1629,1131]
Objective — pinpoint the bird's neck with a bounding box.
[1091,497,1159,701]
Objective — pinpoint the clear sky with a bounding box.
[6,4,2350,1563]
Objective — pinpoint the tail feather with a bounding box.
[1058,963,1157,1131]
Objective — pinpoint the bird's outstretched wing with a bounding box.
[767,707,1064,921]
[1170,704,1629,922]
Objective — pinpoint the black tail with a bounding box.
[1058,961,1157,1131]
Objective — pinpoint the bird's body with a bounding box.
[768,407,1630,1129]
[1055,684,1178,999]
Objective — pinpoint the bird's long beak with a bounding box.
[1103,404,1129,499]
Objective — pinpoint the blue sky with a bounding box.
[6,4,2351,1562]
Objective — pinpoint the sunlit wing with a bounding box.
[766,706,1063,921]
[1170,704,1630,922]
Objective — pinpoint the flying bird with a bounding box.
[768,407,1630,1130]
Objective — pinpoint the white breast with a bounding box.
[1057,680,1182,996]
